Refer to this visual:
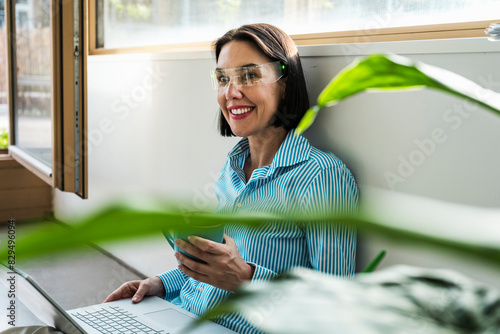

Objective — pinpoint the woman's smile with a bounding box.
[228,105,255,119]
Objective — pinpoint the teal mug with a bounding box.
[165,224,225,263]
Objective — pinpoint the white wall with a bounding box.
[54,37,500,288]
[54,51,240,275]
[302,38,500,208]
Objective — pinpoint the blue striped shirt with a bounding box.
[158,129,358,333]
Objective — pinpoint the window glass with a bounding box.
[0,0,8,149]
[97,0,500,49]
[14,0,52,166]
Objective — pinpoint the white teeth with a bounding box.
[231,107,252,115]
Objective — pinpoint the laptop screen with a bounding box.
[0,263,84,334]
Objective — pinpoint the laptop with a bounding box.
[1,264,235,334]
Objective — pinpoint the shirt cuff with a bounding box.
[157,268,188,301]
[247,262,277,283]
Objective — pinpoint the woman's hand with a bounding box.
[175,234,255,291]
[104,277,166,304]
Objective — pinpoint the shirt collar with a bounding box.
[227,136,250,159]
[271,128,311,169]
[227,128,311,169]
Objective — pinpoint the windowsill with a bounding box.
[8,145,53,186]
[86,37,500,65]
[0,152,53,222]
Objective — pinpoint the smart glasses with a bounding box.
[211,61,286,91]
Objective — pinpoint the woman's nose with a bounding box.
[224,80,243,100]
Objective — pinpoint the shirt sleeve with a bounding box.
[247,262,278,283]
[157,268,189,301]
[302,166,358,277]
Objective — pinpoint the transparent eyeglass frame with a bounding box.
[211,61,286,91]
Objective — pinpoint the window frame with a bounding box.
[87,0,499,55]
[291,19,499,46]
[4,0,88,199]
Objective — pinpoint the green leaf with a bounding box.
[361,249,386,273]
[296,54,500,134]
[316,54,438,108]
[10,206,267,260]
[296,106,321,135]
[7,187,500,266]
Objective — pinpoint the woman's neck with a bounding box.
[244,127,288,181]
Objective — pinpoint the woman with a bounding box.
[105,23,358,333]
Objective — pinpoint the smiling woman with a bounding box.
[106,23,358,334]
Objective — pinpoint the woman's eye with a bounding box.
[243,71,259,84]
[217,75,229,85]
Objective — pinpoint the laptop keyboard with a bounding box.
[71,305,166,333]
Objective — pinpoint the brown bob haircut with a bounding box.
[214,23,310,137]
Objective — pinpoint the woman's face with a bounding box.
[216,40,286,139]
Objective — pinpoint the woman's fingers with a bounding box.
[177,236,226,255]
[174,234,253,291]
[104,281,140,303]
[177,262,209,282]
[104,277,165,304]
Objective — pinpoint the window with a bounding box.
[93,0,500,51]
[4,0,88,198]
[13,0,52,166]
[0,0,8,150]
